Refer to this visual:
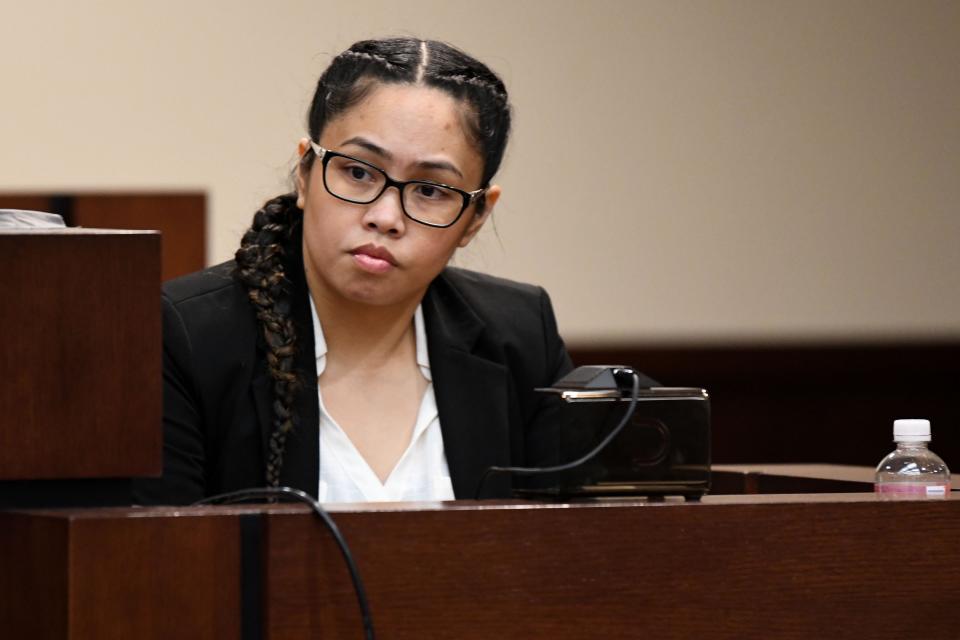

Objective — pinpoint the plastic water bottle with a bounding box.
[875,419,951,499]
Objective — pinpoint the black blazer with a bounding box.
[133,254,574,505]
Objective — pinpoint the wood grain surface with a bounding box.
[569,343,960,471]
[3,495,959,638]
[0,192,206,281]
[0,231,161,480]
[263,495,960,639]
[72,194,205,281]
[0,508,242,639]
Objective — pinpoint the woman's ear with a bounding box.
[295,138,311,209]
[458,184,501,248]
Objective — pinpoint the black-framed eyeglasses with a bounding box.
[309,141,485,228]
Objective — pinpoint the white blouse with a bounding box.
[309,298,455,503]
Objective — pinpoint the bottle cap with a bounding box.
[893,418,931,442]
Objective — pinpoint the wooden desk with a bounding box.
[2,494,958,639]
[713,463,960,494]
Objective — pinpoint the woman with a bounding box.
[134,37,574,505]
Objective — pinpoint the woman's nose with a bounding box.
[360,186,406,236]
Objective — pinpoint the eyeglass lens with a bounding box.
[324,155,464,226]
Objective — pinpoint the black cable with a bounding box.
[193,486,375,640]
[474,368,641,499]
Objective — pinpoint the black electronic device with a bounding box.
[518,366,711,500]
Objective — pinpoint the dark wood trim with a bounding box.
[0,192,206,280]
[0,231,162,484]
[5,497,960,637]
[568,341,960,467]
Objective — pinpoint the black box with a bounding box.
[519,387,711,500]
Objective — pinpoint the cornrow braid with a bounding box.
[303,38,512,196]
[423,62,512,213]
[432,73,509,104]
[234,193,301,487]
[337,48,399,70]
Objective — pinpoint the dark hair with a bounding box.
[234,37,513,486]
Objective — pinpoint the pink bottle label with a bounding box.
[875,483,950,499]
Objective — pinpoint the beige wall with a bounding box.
[2,0,958,344]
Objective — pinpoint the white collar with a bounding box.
[308,297,432,381]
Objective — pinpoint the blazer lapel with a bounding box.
[282,253,320,496]
[423,273,513,499]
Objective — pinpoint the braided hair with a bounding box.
[235,38,513,486]
[234,193,301,486]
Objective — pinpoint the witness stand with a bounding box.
[2,229,958,639]
[2,493,959,639]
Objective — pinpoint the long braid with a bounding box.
[234,193,301,486]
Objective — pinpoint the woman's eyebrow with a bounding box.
[340,135,464,179]
[340,136,392,159]
[415,159,463,179]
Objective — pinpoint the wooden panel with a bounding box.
[0,195,54,212]
[72,194,205,281]
[569,343,960,468]
[68,512,242,639]
[264,496,960,639]
[0,192,206,280]
[712,463,960,495]
[0,508,242,639]
[0,231,161,479]
[0,512,69,637]
[3,498,959,638]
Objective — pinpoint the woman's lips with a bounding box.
[350,244,397,273]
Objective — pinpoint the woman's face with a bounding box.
[296,83,500,311]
